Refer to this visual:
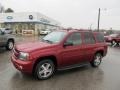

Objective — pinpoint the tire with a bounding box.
[116,42,120,46]
[90,53,103,67]
[34,59,55,80]
[111,40,117,46]
[6,40,14,50]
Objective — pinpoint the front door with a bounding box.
[60,32,85,67]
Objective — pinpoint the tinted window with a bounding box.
[66,32,82,45]
[84,32,95,44]
[95,33,105,42]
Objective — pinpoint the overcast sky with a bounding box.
[0,0,120,30]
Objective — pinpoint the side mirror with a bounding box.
[63,42,73,47]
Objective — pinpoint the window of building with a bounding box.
[28,23,35,30]
[84,32,95,44]
[65,32,82,46]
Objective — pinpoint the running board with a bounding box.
[57,62,89,71]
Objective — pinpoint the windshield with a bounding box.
[109,34,118,37]
[42,31,67,44]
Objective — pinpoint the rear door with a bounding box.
[95,33,108,56]
[82,32,96,62]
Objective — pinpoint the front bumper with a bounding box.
[11,55,34,74]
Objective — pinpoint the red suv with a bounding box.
[11,30,108,80]
[104,34,120,45]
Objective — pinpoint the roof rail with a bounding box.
[62,28,93,32]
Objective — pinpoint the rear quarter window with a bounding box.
[95,33,105,43]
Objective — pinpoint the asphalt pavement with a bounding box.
[0,36,120,90]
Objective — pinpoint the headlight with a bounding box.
[18,52,29,60]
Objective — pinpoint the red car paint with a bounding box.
[104,34,120,43]
[11,30,108,74]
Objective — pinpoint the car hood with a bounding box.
[15,41,56,52]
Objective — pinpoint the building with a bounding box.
[0,12,60,35]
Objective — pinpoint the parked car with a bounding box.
[11,30,108,80]
[0,29,15,50]
[0,28,13,34]
[104,34,120,45]
[40,30,51,35]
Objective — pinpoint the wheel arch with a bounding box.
[7,38,15,43]
[32,55,57,74]
[95,50,104,56]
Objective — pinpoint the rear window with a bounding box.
[95,33,105,43]
[83,32,95,44]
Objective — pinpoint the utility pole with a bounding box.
[97,8,101,31]
[90,24,92,30]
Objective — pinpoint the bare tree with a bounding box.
[5,8,14,13]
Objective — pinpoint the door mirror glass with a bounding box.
[64,41,73,47]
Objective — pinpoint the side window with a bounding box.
[95,33,105,42]
[118,34,120,37]
[84,32,95,44]
[66,32,82,46]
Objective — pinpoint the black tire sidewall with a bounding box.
[6,40,14,50]
[34,59,55,80]
[111,40,116,45]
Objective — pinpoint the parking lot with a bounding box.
[0,36,120,90]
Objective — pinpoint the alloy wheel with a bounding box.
[38,63,53,78]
